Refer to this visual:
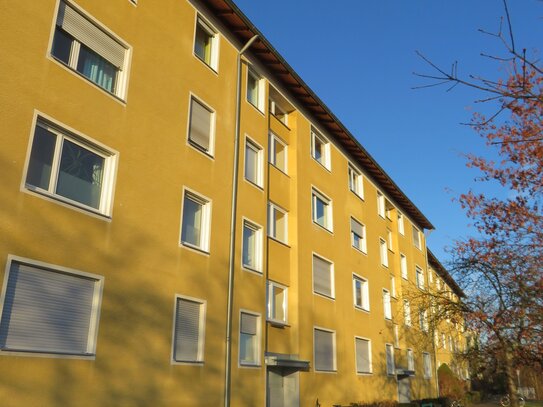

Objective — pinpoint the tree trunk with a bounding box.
[503,347,518,407]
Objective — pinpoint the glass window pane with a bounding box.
[182,196,202,247]
[273,286,285,321]
[76,44,117,93]
[51,28,72,65]
[56,139,104,209]
[242,224,256,269]
[245,144,258,184]
[26,126,57,190]
[194,24,211,64]
[247,73,258,106]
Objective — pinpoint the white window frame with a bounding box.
[377,191,386,218]
[187,94,216,156]
[398,212,405,235]
[268,132,288,174]
[0,255,103,358]
[171,295,206,364]
[400,253,408,280]
[387,229,394,252]
[193,15,219,71]
[23,115,117,217]
[423,352,432,379]
[180,188,212,253]
[244,136,264,188]
[313,327,336,372]
[350,217,367,253]
[407,348,415,372]
[385,343,395,375]
[419,309,429,332]
[390,274,396,298]
[267,281,288,325]
[354,336,372,374]
[352,274,370,311]
[50,1,130,99]
[239,310,261,367]
[348,164,364,199]
[379,238,388,267]
[393,324,400,349]
[247,68,265,112]
[416,266,425,289]
[383,289,392,320]
[412,225,422,250]
[312,253,335,299]
[404,299,412,327]
[241,219,263,273]
[312,187,333,231]
[311,128,331,170]
[268,202,288,244]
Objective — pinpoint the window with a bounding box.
[400,253,408,279]
[194,16,218,70]
[383,289,392,320]
[390,275,396,297]
[0,257,103,356]
[25,117,116,216]
[416,266,425,289]
[379,238,388,267]
[398,212,405,235]
[423,352,432,378]
[377,191,385,218]
[442,333,446,349]
[188,96,214,155]
[239,312,260,366]
[407,349,415,372]
[314,328,336,372]
[267,281,287,324]
[269,132,287,173]
[348,164,363,198]
[269,100,288,125]
[242,220,262,272]
[312,188,332,231]
[385,343,395,375]
[51,1,129,98]
[428,270,434,285]
[350,218,367,253]
[172,296,205,363]
[247,68,264,111]
[419,309,429,332]
[268,203,288,244]
[181,189,211,252]
[393,324,400,348]
[353,275,369,311]
[244,138,263,187]
[412,225,421,249]
[269,86,293,126]
[311,128,330,169]
[355,337,372,374]
[436,277,442,290]
[403,300,411,326]
[312,254,334,299]
[387,229,393,251]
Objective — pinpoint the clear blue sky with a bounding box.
[233,0,543,263]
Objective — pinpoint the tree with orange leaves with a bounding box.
[415,1,543,404]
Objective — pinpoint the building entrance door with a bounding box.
[266,367,299,407]
[397,377,411,403]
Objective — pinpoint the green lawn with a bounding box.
[524,401,543,407]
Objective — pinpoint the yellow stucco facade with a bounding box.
[0,0,465,406]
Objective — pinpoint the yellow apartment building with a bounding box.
[0,0,465,405]
[427,251,469,384]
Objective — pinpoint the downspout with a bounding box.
[224,34,259,407]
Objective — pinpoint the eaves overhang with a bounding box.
[200,0,434,230]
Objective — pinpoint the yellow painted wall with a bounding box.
[0,0,460,406]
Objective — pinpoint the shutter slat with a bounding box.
[0,263,98,354]
[240,313,256,335]
[174,298,202,362]
[356,338,370,373]
[351,218,363,237]
[189,99,212,151]
[57,2,126,68]
[313,256,332,297]
[314,329,334,371]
